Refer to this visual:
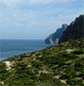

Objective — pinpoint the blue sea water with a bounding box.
[0,39,51,60]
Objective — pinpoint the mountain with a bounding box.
[0,38,84,86]
[59,15,84,43]
[45,24,68,44]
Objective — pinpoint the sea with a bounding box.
[0,39,51,60]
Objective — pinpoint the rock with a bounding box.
[59,15,84,43]
[45,24,68,44]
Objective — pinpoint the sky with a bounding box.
[0,0,84,39]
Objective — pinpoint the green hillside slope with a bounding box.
[0,38,84,86]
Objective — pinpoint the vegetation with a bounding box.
[0,38,84,86]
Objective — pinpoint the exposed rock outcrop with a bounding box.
[59,15,84,43]
[45,24,68,44]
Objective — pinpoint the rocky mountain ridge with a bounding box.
[45,24,68,44]
[59,15,84,43]
[45,15,84,44]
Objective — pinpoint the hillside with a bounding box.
[0,38,84,86]
[45,24,67,44]
[59,15,84,43]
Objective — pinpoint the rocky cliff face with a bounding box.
[59,15,84,43]
[45,24,68,44]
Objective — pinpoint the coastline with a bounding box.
[0,39,51,60]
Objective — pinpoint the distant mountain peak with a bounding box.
[45,24,68,44]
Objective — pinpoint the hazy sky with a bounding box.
[0,0,84,39]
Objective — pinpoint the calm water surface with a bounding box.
[0,39,51,60]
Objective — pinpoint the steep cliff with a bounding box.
[59,15,84,43]
[45,24,68,44]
